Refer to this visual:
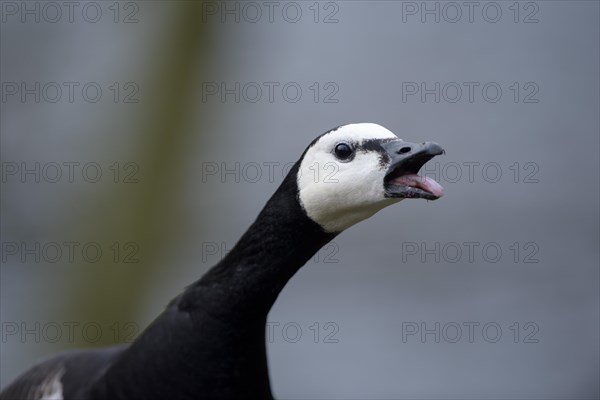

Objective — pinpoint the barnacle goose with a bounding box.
[1,123,444,400]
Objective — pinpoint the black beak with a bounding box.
[381,140,445,200]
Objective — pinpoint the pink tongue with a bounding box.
[391,174,444,197]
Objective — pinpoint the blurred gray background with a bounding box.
[1,1,598,399]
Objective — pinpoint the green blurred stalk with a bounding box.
[68,2,213,347]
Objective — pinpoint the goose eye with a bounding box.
[334,143,353,160]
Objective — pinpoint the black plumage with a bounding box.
[2,140,335,400]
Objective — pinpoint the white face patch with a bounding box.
[297,123,403,232]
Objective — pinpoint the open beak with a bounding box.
[381,140,445,200]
